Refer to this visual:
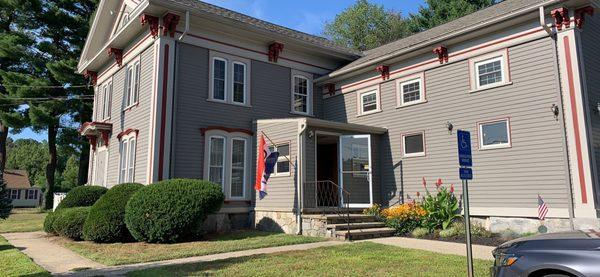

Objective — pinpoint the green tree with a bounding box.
[60,155,79,190]
[323,0,410,51]
[0,171,12,219]
[6,139,49,187]
[408,0,497,32]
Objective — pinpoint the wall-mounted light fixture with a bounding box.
[551,104,560,121]
[446,121,453,133]
[308,130,314,139]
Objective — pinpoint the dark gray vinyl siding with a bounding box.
[581,14,600,206]
[323,37,569,209]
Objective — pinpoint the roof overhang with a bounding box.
[79,121,113,137]
[255,118,387,135]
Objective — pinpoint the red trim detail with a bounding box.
[158,44,170,181]
[375,65,390,80]
[100,131,110,147]
[268,42,284,62]
[551,7,569,31]
[108,48,123,67]
[97,33,152,80]
[117,128,139,139]
[140,14,159,38]
[83,70,98,86]
[87,135,97,151]
[433,46,449,64]
[200,126,254,136]
[79,121,113,133]
[162,13,180,38]
[575,6,594,29]
[564,36,588,204]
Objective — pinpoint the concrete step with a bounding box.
[336,227,396,241]
[327,222,386,231]
[302,213,378,224]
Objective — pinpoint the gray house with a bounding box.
[79,0,600,237]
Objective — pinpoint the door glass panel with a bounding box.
[340,135,371,206]
[341,136,369,172]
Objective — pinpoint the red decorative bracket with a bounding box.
[140,14,159,38]
[433,46,449,64]
[162,13,180,37]
[551,7,570,30]
[117,128,139,140]
[575,6,594,29]
[107,48,123,67]
[83,70,98,86]
[268,42,284,62]
[87,135,97,151]
[324,83,336,96]
[375,65,390,80]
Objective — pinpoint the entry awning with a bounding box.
[79,121,112,150]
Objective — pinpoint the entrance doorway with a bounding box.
[339,135,373,208]
[316,133,339,207]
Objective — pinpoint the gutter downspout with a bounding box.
[296,120,308,235]
[178,11,189,41]
[541,5,576,230]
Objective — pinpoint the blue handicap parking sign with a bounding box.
[459,167,473,180]
[457,130,472,167]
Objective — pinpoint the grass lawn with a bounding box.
[0,208,47,233]
[128,242,493,277]
[57,230,327,266]
[0,236,50,277]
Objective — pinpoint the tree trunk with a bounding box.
[44,124,58,210]
[77,142,89,186]
[0,123,8,174]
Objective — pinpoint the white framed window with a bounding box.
[10,189,19,200]
[396,73,425,107]
[118,135,137,183]
[357,86,381,116]
[291,75,312,115]
[478,118,511,150]
[204,130,252,199]
[124,58,140,109]
[402,132,425,157]
[269,142,291,176]
[208,52,251,106]
[26,189,36,200]
[469,49,511,91]
[101,81,112,120]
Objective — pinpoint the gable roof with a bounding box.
[157,0,362,57]
[4,170,32,189]
[327,0,560,78]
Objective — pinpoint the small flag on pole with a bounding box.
[255,135,279,199]
[538,195,549,220]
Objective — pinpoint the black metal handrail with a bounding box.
[303,180,351,239]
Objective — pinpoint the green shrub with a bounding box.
[420,178,461,231]
[52,207,91,240]
[83,183,144,243]
[56,185,108,210]
[451,221,492,238]
[411,227,429,238]
[439,227,458,238]
[43,211,59,234]
[362,204,382,218]
[124,179,224,243]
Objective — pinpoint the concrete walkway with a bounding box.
[367,236,496,260]
[1,231,104,274]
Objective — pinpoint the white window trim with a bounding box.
[478,118,512,150]
[203,130,252,199]
[26,189,36,200]
[402,132,426,158]
[118,134,137,183]
[10,189,19,200]
[208,52,252,107]
[123,56,141,110]
[229,137,247,199]
[469,49,512,92]
[357,85,381,116]
[290,73,313,116]
[101,80,112,120]
[396,73,426,108]
[270,142,292,177]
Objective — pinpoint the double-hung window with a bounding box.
[357,86,381,116]
[209,52,250,106]
[402,132,425,157]
[26,189,36,200]
[118,135,137,183]
[124,59,140,109]
[10,189,19,200]
[101,81,112,120]
[204,130,251,198]
[469,50,511,91]
[478,119,511,150]
[269,143,290,176]
[292,76,310,114]
[396,73,425,107]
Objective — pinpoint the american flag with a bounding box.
[538,195,549,220]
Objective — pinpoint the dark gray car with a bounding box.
[491,230,600,277]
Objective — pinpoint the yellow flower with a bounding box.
[381,203,427,220]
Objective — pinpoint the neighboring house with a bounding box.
[4,170,42,208]
[78,0,600,235]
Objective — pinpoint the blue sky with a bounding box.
[9,0,425,142]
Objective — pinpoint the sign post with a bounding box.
[457,130,474,277]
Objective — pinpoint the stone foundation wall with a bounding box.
[254,211,297,234]
[301,216,329,237]
[472,216,600,234]
[203,212,251,233]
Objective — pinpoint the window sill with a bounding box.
[357,109,382,117]
[469,81,513,94]
[402,152,426,158]
[396,100,427,109]
[123,102,139,112]
[206,98,252,108]
[271,173,291,178]
[289,111,314,117]
[101,118,111,123]
[478,144,511,151]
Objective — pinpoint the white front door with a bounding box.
[94,148,107,187]
[339,135,373,208]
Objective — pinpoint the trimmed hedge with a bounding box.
[43,211,59,234]
[124,179,224,243]
[52,207,91,240]
[56,185,108,210]
[83,183,144,243]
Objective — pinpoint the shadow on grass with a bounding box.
[205,229,282,242]
[0,244,15,252]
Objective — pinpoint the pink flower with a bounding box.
[436,178,443,188]
[450,184,455,193]
[422,177,427,188]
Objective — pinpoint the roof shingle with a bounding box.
[4,170,32,189]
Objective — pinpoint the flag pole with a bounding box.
[260,131,297,170]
